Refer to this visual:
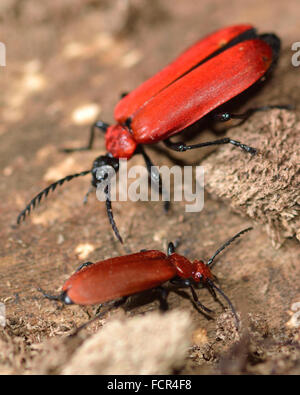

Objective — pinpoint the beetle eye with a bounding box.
[195,272,203,280]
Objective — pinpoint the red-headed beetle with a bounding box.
[39,227,253,329]
[17,25,288,242]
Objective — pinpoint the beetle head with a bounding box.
[91,153,119,188]
[59,290,74,305]
[192,260,214,283]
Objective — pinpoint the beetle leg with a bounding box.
[69,296,128,336]
[63,121,109,153]
[164,137,257,154]
[206,282,217,299]
[94,297,126,316]
[169,277,213,314]
[138,146,170,212]
[167,242,176,256]
[189,285,214,314]
[75,261,94,273]
[83,185,95,205]
[95,304,103,316]
[214,104,293,123]
[120,92,129,99]
[167,239,181,256]
[104,184,123,244]
[155,286,169,311]
[170,277,188,286]
[207,279,239,329]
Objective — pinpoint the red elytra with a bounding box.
[61,250,213,305]
[115,24,255,124]
[40,227,253,328]
[17,25,283,243]
[107,24,274,158]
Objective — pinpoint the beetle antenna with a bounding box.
[38,287,62,302]
[207,227,253,267]
[17,170,91,224]
[207,279,239,329]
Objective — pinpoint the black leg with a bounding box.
[207,279,239,329]
[104,184,123,244]
[75,261,94,273]
[164,137,257,155]
[155,286,169,311]
[214,104,293,123]
[63,121,109,153]
[167,242,176,256]
[120,92,129,99]
[138,146,170,212]
[170,277,213,314]
[206,282,217,300]
[189,285,214,314]
[95,304,103,316]
[83,185,95,205]
[70,296,128,336]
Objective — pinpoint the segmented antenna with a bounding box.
[207,227,253,267]
[38,287,62,302]
[17,170,91,224]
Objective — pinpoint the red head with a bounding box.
[191,260,214,283]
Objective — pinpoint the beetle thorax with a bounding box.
[105,124,137,159]
[168,253,194,279]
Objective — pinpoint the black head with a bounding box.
[91,153,120,188]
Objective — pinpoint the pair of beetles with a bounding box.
[17,24,289,329]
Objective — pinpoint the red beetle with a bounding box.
[17,25,287,242]
[40,227,253,329]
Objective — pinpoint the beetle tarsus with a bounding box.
[228,139,257,154]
